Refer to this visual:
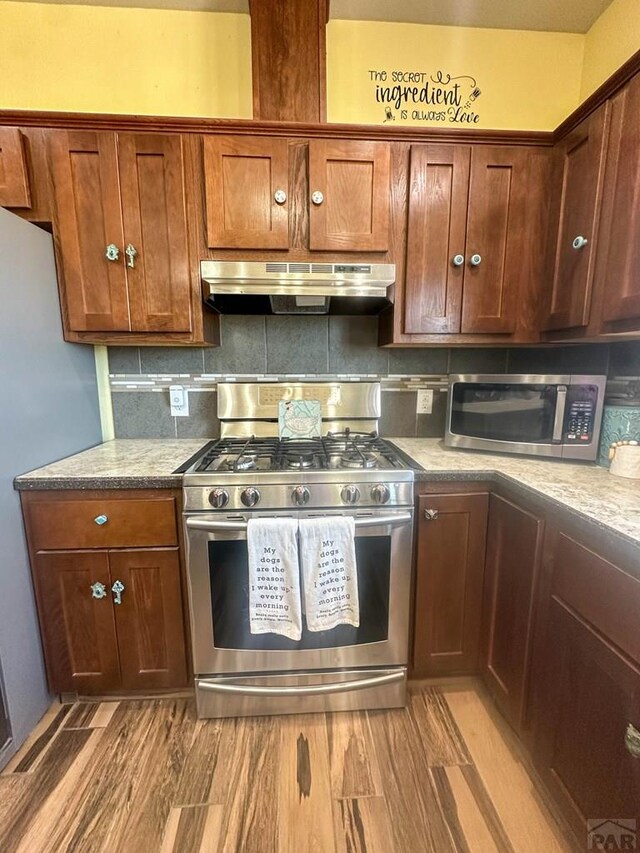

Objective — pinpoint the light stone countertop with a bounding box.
[14,439,209,490]
[14,437,640,549]
[392,438,640,549]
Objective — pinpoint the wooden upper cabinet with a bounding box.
[204,136,290,249]
[404,145,470,334]
[0,127,31,208]
[480,494,544,734]
[33,550,121,694]
[413,491,488,677]
[596,74,640,326]
[462,147,536,335]
[308,140,390,251]
[109,549,187,690]
[50,131,130,332]
[543,104,609,331]
[118,134,191,332]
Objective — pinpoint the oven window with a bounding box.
[208,536,391,650]
[451,383,558,443]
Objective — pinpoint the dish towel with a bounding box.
[247,517,302,641]
[299,516,360,632]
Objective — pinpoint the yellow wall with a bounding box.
[581,0,640,99]
[327,20,584,131]
[0,2,252,117]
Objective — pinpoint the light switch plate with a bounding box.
[169,385,189,417]
[416,389,433,415]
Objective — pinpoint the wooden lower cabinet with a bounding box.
[413,491,488,677]
[34,548,187,694]
[530,528,640,836]
[480,494,544,734]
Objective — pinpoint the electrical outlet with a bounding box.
[416,389,433,415]
[169,385,189,417]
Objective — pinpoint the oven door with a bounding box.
[184,509,413,676]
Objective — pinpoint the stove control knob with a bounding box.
[208,488,229,509]
[292,486,310,506]
[341,485,360,504]
[241,487,261,508]
[371,484,391,505]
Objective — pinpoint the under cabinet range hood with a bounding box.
[201,261,395,315]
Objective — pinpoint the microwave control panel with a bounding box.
[563,385,599,442]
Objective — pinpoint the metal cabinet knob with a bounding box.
[111,580,125,606]
[94,514,108,526]
[292,486,310,506]
[452,254,465,267]
[625,723,640,758]
[311,190,324,205]
[274,189,287,205]
[105,244,120,262]
[469,254,482,266]
[572,235,588,250]
[125,243,138,269]
[90,582,107,600]
[424,508,439,520]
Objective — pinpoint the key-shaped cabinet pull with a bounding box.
[625,723,640,758]
[90,582,107,600]
[125,244,138,269]
[111,580,125,605]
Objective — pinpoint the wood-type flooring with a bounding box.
[0,683,576,852]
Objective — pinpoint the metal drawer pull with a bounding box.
[469,254,482,266]
[625,723,640,758]
[105,244,120,262]
[90,582,107,600]
[424,509,439,520]
[452,254,465,267]
[186,512,411,532]
[197,670,404,697]
[311,190,324,205]
[274,189,287,204]
[111,580,125,605]
[94,514,108,526]
[125,244,138,268]
[572,235,588,250]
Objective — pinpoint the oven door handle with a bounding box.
[196,669,404,697]
[186,512,412,533]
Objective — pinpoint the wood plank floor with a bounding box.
[0,683,577,852]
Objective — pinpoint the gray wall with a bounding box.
[0,209,102,767]
[108,315,638,440]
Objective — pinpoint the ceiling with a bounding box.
[8,0,614,33]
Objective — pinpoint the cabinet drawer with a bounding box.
[28,497,178,550]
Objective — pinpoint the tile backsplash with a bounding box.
[107,315,640,440]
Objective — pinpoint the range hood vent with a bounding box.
[201,260,395,316]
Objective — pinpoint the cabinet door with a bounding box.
[413,492,488,677]
[544,105,609,331]
[462,147,536,334]
[480,494,544,733]
[0,127,31,208]
[533,601,640,836]
[309,140,390,251]
[597,75,640,325]
[109,549,188,690]
[118,134,192,332]
[404,145,470,334]
[33,551,121,694]
[203,136,289,249]
[50,131,129,332]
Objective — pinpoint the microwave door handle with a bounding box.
[186,512,412,533]
[553,385,568,442]
[196,669,404,697]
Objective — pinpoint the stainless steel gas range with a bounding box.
[181,381,414,719]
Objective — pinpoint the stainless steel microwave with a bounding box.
[444,374,607,461]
